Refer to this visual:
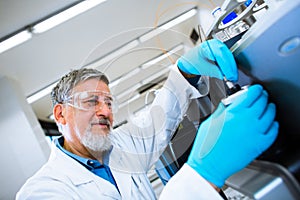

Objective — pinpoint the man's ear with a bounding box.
[53,104,66,125]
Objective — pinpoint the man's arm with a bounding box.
[110,39,239,173]
[110,65,204,172]
[159,164,223,199]
[159,84,278,199]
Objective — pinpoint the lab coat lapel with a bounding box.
[51,143,121,199]
[107,146,133,199]
[110,168,132,199]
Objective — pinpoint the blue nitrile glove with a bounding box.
[177,39,238,82]
[186,84,279,188]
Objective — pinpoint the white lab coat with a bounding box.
[16,66,223,200]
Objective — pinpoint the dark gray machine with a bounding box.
[225,0,300,199]
[156,0,300,199]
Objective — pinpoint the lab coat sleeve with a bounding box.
[159,164,223,200]
[109,65,206,173]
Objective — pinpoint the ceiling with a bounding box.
[0,0,223,127]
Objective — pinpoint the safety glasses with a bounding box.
[65,90,118,113]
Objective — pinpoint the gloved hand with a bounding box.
[186,84,279,188]
[177,39,238,82]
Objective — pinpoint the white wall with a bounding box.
[0,76,50,200]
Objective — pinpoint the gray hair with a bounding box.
[51,68,109,106]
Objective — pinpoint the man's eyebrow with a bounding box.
[105,95,113,101]
[81,94,98,100]
[88,93,113,100]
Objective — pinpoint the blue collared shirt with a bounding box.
[55,137,119,192]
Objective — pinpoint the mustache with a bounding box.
[91,118,111,128]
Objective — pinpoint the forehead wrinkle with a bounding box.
[73,79,110,93]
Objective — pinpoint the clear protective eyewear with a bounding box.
[66,90,118,113]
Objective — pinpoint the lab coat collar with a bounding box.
[49,141,121,199]
[50,140,94,185]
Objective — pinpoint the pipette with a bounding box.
[204,36,249,106]
[205,38,242,94]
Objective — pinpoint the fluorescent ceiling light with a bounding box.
[118,93,141,109]
[116,82,142,102]
[87,39,139,69]
[111,44,182,100]
[0,30,32,54]
[142,65,171,85]
[141,44,184,69]
[26,39,138,105]
[48,114,55,120]
[33,0,107,34]
[27,82,58,104]
[109,67,141,88]
[139,8,197,42]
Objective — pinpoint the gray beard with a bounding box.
[79,130,112,152]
